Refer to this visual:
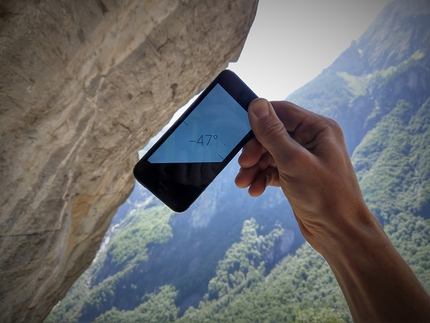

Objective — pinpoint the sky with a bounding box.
[229,0,391,100]
[142,0,391,153]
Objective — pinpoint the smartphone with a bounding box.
[133,70,258,212]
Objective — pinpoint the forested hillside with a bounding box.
[46,1,430,322]
[46,153,304,323]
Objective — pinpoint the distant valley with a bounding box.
[47,1,430,322]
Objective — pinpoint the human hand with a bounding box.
[235,98,373,254]
[236,98,430,322]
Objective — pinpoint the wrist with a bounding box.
[319,203,386,264]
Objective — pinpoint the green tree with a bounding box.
[93,285,178,323]
[295,308,346,323]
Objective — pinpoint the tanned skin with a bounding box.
[235,99,430,323]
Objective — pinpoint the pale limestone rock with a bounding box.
[0,0,258,322]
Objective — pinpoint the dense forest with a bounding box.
[46,1,430,322]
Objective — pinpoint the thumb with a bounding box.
[248,98,296,166]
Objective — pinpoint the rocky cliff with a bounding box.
[0,1,258,322]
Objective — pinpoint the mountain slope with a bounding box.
[47,1,430,322]
[47,155,304,322]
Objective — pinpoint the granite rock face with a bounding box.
[0,0,258,322]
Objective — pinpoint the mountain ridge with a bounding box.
[47,1,430,322]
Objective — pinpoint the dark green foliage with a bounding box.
[77,206,174,322]
[93,285,178,323]
[44,272,91,323]
[46,205,174,323]
[384,213,430,294]
[295,308,347,323]
[350,95,430,295]
[353,98,430,221]
[205,218,284,301]
[93,205,174,282]
[287,70,351,118]
[173,1,430,320]
[179,243,350,323]
[46,1,430,322]
[48,163,303,322]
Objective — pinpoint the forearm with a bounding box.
[236,99,430,321]
[320,207,430,323]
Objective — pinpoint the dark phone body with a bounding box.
[133,70,258,212]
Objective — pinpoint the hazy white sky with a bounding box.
[143,0,392,153]
[229,0,391,100]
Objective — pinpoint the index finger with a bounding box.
[271,101,323,147]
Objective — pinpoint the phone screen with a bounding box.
[134,70,257,212]
[148,84,251,163]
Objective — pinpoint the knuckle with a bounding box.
[325,117,344,137]
[260,120,286,144]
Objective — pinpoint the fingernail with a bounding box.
[251,99,270,119]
